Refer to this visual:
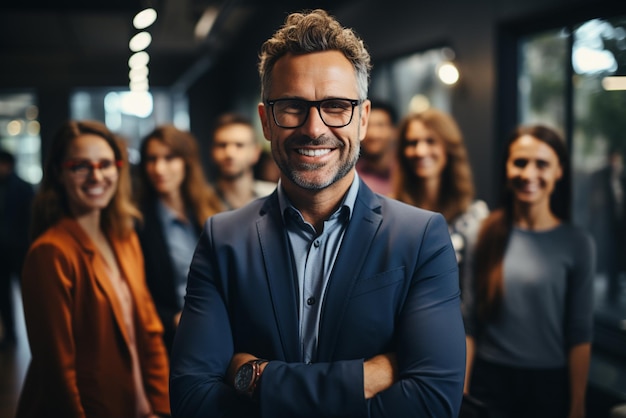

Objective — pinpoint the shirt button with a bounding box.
[313,240,320,248]
[307,297,316,305]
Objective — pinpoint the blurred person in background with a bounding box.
[210,113,276,210]
[0,150,34,348]
[393,108,489,293]
[355,99,398,196]
[18,120,169,418]
[587,146,626,303]
[136,124,222,355]
[254,149,281,183]
[464,125,595,418]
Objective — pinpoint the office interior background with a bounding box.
[1,0,625,416]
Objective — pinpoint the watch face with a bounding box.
[234,363,254,393]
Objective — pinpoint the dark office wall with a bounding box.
[186,19,268,179]
[185,3,305,179]
[37,87,72,164]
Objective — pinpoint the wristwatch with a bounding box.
[234,358,268,397]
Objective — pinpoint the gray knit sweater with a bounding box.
[463,224,595,368]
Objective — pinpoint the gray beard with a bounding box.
[280,143,360,191]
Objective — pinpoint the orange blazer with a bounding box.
[17,217,170,418]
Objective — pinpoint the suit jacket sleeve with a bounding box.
[258,212,465,417]
[170,204,465,418]
[170,216,242,418]
[21,242,87,417]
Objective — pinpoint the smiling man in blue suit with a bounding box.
[169,9,465,418]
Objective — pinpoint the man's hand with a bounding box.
[228,352,397,399]
[363,353,397,399]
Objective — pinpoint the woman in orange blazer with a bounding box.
[17,120,170,418]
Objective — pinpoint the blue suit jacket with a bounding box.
[170,180,465,417]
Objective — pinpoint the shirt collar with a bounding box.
[277,172,360,223]
[156,198,182,224]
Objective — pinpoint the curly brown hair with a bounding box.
[258,9,371,101]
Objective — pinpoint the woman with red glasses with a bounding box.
[17,120,170,418]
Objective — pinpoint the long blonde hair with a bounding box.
[31,120,141,240]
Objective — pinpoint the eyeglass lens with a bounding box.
[63,159,121,177]
[271,99,357,128]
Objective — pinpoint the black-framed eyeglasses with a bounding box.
[265,98,363,129]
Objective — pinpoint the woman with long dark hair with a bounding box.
[136,125,222,354]
[464,125,595,418]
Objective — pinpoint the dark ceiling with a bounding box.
[0,0,245,88]
[0,0,358,90]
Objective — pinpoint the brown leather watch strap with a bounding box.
[249,359,268,396]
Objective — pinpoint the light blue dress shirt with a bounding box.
[156,200,199,309]
[277,174,360,363]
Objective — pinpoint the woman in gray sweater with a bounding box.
[463,125,595,418]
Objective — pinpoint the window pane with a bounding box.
[70,88,189,155]
[517,15,626,400]
[370,47,456,115]
[571,16,626,324]
[518,29,568,128]
[0,92,42,185]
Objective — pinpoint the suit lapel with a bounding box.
[317,182,383,361]
[60,218,132,348]
[257,194,301,361]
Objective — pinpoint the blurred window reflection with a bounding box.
[0,92,41,185]
[70,87,189,159]
[518,28,568,128]
[370,47,455,117]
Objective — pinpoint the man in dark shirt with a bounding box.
[356,99,398,196]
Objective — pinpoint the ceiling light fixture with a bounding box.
[130,79,150,92]
[128,51,150,69]
[129,31,152,52]
[602,76,626,91]
[437,61,460,85]
[194,6,219,40]
[133,8,157,30]
[127,7,156,115]
[129,66,149,81]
